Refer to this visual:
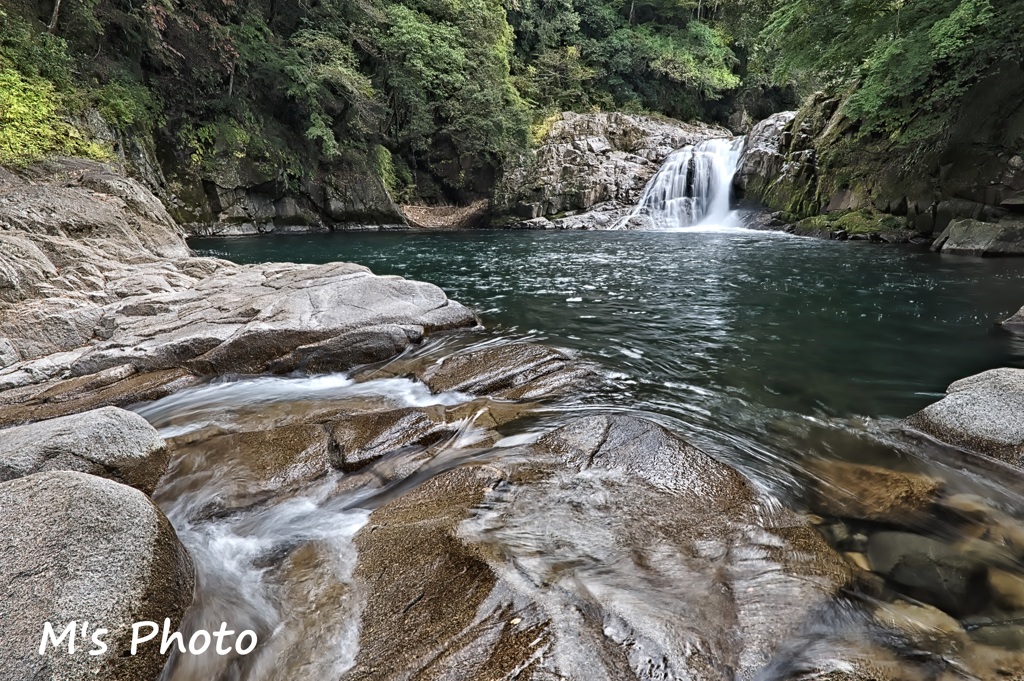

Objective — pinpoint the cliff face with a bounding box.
[736,63,1024,246]
[494,112,731,228]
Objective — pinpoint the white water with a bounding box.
[628,137,746,229]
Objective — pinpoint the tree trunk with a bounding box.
[47,0,63,33]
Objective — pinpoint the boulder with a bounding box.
[931,219,1024,255]
[867,531,989,616]
[734,111,798,201]
[805,459,944,526]
[345,414,859,679]
[409,342,597,400]
[0,406,168,494]
[0,471,194,681]
[906,368,1024,468]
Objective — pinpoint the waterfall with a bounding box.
[627,137,745,229]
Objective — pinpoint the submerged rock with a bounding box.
[805,459,944,527]
[0,406,168,494]
[867,531,989,616]
[0,471,194,681]
[906,368,1024,468]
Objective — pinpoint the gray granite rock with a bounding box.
[0,406,168,494]
[0,471,194,681]
[906,368,1024,467]
[931,219,1024,255]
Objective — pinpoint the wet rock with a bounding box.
[990,569,1024,611]
[0,471,194,681]
[267,324,424,374]
[805,460,944,526]
[414,341,597,400]
[867,531,990,616]
[967,616,1024,649]
[931,219,1024,255]
[346,414,856,680]
[0,367,198,428]
[345,466,501,680]
[873,601,967,656]
[329,406,456,472]
[0,406,168,494]
[159,423,333,514]
[906,368,1024,468]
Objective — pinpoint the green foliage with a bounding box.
[760,0,1024,143]
[507,0,743,119]
[93,79,161,127]
[0,68,107,166]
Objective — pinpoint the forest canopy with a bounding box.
[1,0,1021,197]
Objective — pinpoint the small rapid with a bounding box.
[627,137,746,229]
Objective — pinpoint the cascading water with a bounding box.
[627,137,745,229]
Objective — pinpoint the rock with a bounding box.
[346,414,857,679]
[931,218,1024,255]
[805,460,944,526]
[0,406,168,494]
[906,368,1024,467]
[990,569,1024,610]
[0,158,188,260]
[268,324,425,374]
[734,111,799,203]
[968,618,1024,649]
[411,341,597,400]
[867,531,989,616]
[0,367,197,428]
[873,600,967,656]
[0,161,476,407]
[329,406,456,472]
[495,112,730,225]
[0,471,194,681]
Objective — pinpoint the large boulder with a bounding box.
[906,368,1024,468]
[344,414,860,680]
[0,406,168,494]
[931,218,1024,255]
[0,471,194,681]
[495,112,730,224]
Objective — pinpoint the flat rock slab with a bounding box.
[906,368,1024,467]
[0,406,168,494]
[0,471,194,681]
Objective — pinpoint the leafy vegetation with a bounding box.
[760,0,1024,142]
[3,0,1017,195]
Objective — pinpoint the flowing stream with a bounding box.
[144,141,1024,678]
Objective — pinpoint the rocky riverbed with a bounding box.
[5,157,1024,681]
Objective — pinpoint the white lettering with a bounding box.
[235,630,257,655]
[89,628,108,656]
[188,630,211,655]
[39,622,77,655]
[131,621,159,655]
[160,618,186,654]
[212,623,235,655]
